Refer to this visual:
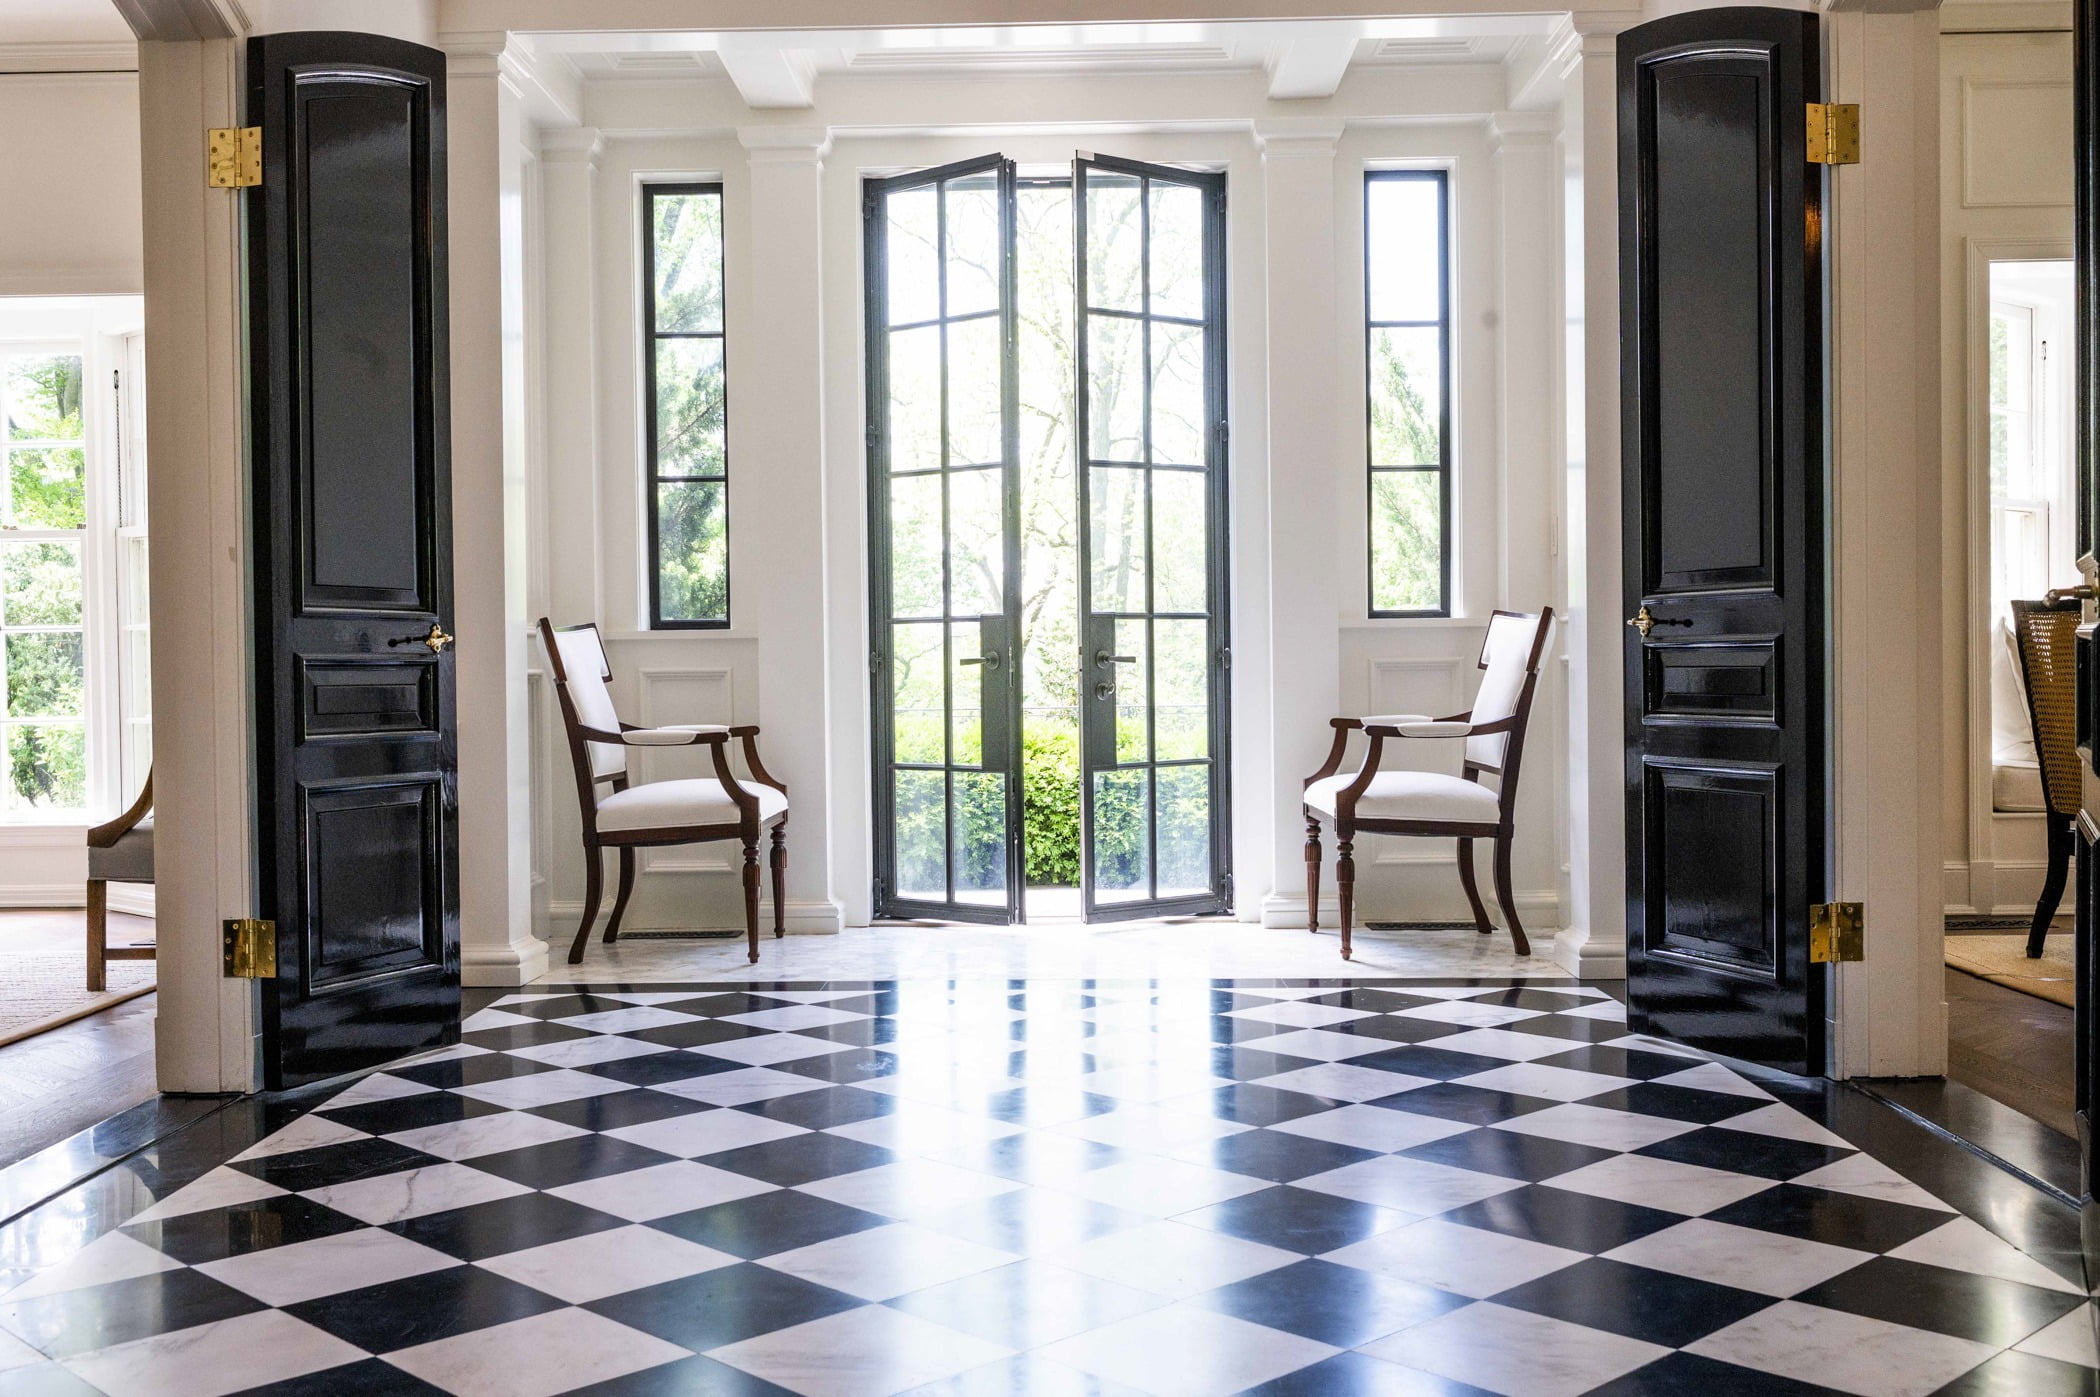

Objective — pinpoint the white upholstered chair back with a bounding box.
[1467,611,1546,771]
[550,625,627,781]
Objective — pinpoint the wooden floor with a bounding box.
[0,909,159,1172]
[1944,963,2077,1138]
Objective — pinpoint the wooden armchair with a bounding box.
[2010,596,2081,958]
[86,770,154,991]
[1303,608,1554,960]
[538,620,788,964]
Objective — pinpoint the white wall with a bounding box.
[522,64,1576,945]
[0,69,142,296]
[1937,26,2075,918]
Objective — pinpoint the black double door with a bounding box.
[866,153,1231,924]
[248,31,460,1089]
[1618,8,1829,1073]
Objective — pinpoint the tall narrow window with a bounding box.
[1,351,88,815]
[1364,170,1450,616]
[645,183,729,627]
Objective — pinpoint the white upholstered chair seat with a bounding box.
[1304,770,1499,824]
[596,778,787,833]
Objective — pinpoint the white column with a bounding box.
[1254,118,1344,929]
[1556,25,1628,979]
[448,38,545,985]
[740,126,843,932]
[139,35,260,1092]
[1826,4,1946,1078]
[538,128,603,625]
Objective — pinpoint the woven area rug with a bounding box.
[1945,932,2075,1008]
[0,954,155,1047]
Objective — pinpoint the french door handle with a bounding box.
[1626,606,1691,640]
[1094,650,1136,669]
[1094,680,1118,700]
[961,650,1002,671]
[389,623,453,654]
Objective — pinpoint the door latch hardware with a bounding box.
[1626,606,1692,639]
[1806,103,1860,165]
[1094,681,1117,700]
[223,919,277,978]
[389,623,453,654]
[1809,902,1863,964]
[960,650,1002,671]
[208,127,262,188]
[1094,650,1136,669]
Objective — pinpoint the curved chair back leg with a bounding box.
[570,848,604,965]
[1456,837,1492,935]
[2028,811,2074,958]
[1492,836,1530,958]
[604,848,636,943]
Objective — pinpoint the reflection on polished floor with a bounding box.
[1,978,2095,1396]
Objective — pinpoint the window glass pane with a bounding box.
[950,619,982,766]
[8,724,83,813]
[1152,619,1207,762]
[947,315,1003,466]
[1113,617,1149,764]
[948,466,1005,617]
[653,192,723,334]
[945,176,1002,320]
[1085,171,1143,313]
[654,338,725,478]
[1150,469,1206,615]
[5,355,83,440]
[894,768,947,900]
[1148,183,1204,320]
[888,324,942,473]
[1370,327,1441,468]
[891,622,945,765]
[953,770,1006,904]
[1367,177,1442,323]
[2,543,81,627]
[1086,314,1144,462]
[8,631,84,718]
[887,186,940,326]
[1156,764,1211,897]
[1092,768,1149,901]
[1149,324,1205,466]
[655,481,727,622]
[1371,470,1443,613]
[889,472,943,619]
[1088,467,1146,613]
[10,448,86,530]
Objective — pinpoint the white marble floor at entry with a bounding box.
[531,921,1565,987]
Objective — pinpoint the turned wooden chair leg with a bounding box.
[770,822,788,939]
[1337,829,1356,961]
[1457,837,1493,934]
[1305,817,1323,934]
[742,837,762,963]
[604,848,636,943]
[569,847,603,965]
[86,879,108,993]
[1493,834,1530,958]
[2029,812,2074,958]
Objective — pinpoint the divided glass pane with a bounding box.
[1088,467,1146,614]
[1092,768,1150,902]
[1086,314,1145,462]
[1,543,81,626]
[950,619,983,766]
[1152,619,1208,762]
[655,482,727,623]
[1156,765,1211,898]
[894,768,947,901]
[1112,617,1150,765]
[1150,470,1206,615]
[1148,183,1204,320]
[1370,470,1442,614]
[1085,171,1143,313]
[1366,177,1443,323]
[887,187,941,326]
[1369,327,1441,468]
[1149,325,1205,466]
[653,192,724,334]
[945,177,1002,319]
[7,632,84,718]
[953,771,1007,904]
[889,472,943,619]
[947,315,1003,466]
[8,724,83,813]
[888,325,943,472]
[947,466,1005,617]
[5,356,82,440]
[891,622,946,765]
[654,339,726,477]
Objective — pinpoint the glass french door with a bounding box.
[1074,154,1231,920]
[867,156,1025,923]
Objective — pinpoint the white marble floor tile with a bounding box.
[1036,1301,1337,1397]
[477,1224,737,1304]
[1388,1001,1543,1028]
[758,1222,1019,1302]
[708,1299,1013,1397]
[384,1110,589,1162]
[1604,1219,1875,1297]
[603,1106,807,1158]
[315,1072,436,1112]
[1293,1154,1519,1215]
[460,1008,541,1033]
[196,1227,459,1306]
[719,1004,869,1031]
[1541,1153,1777,1216]
[689,1032,859,1067]
[1885,1217,2086,1295]
[1049,1219,1299,1300]
[1224,1001,1374,1028]
[890,1258,1168,1349]
[1451,1062,1639,1103]
[555,1005,705,1035]
[1054,1154,1273,1216]
[1488,1102,1700,1152]
[546,1158,777,1221]
[1364,1301,1670,1397]
[1422,1028,1588,1062]
[303,1161,532,1224]
[825,1103,1026,1155]
[649,1064,832,1106]
[796,1159,1025,1219]
[1788,1153,1954,1212]
[1708,1102,1854,1148]
[1686,1300,1995,1397]
[1323,1218,1585,1299]
[130,1165,290,1220]
[60,1307,366,1397]
[1270,1105,1475,1153]
[4,1230,184,1301]
[502,1035,676,1068]
[1231,1028,1396,1062]
[2014,1305,2100,1368]
[1052,1104,1253,1153]
[230,1113,372,1163]
[1648,1061,1772,1099]
[384,1305,691,1397]
[1247,1062,1436,1102]
[450,1068,636,1110]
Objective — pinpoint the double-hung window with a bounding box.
[644,183,730,628]
[1364,169,1452,616]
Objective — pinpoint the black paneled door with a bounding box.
[1618,8,1828,1072]
[2072,0,2100,1294]
[249,32,459,1089]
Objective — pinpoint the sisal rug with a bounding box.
[1944,933,2075,1008]
[0,954,155,1047]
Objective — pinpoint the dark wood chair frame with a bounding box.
[539,619,788,965]
[85,771,154,992]
[2010,595,2082,958]
[1303,607,1555,961]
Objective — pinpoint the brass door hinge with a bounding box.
[223,918,277,978]
[208,127,262,188]
[1806,104,1860,166]
[1809,902,1863,963]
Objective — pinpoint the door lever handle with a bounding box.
[1626,606,1691,640]
[960,650,1002,671]
[389,623,453,654]
[1094,650,1137,668]
[2045,584,2095,605]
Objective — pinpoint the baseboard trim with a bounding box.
[544,898,844,937]
[0,885,90,908]
[462,936,550,988]
[1551,926,1626,980]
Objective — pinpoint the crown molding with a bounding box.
[0,42,138,74]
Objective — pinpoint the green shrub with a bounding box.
[1022,721,1083,885]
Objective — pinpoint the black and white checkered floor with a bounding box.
[2,981,2095,1396]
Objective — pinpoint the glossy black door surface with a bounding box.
[2073,0,2100,1296]
[249,31,458,1089]
[1619,8,1827,1073]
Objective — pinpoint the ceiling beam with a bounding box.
[1263,34,1356,100]
[717,40,817,108]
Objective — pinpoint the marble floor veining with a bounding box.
[0,976,2093,1396]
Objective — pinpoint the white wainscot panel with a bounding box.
[1962,78,2073,207]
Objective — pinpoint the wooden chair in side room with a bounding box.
[2010,595,2081,958]
[1303,608,1555,960]
[86,770,154,991]
[538,619,788,964]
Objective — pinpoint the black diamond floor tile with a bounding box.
[1439,1184,1682,1254]
[1633,1127,1856,1181]
[561,1354,801,1396]
[1177,1184,1412,1254]
[524,1087,717,1133]
[1192,1256,1468,1348]
[1365,1081,1564,1126]
[1703,1183,1955,1252]
[1177,1127,1380,1183]
[463,1132,679,1189]
[1399,1126,1618,1181]
[0,1269,267,1358]
[121,1194,366,1264]
[701,1132,898,1186]
[1237,1348,1497,1395]
[282,1263,567,1350]
[1579,1083,1769,1126]
[228,1137,443,1192]
[648,1188,892,1258]
[1791,1255,2087,1348]
[384,1190,627,1261]
[1930,1349,2100,1397]
[1487,1256,1776,1347]
[231,1358,454,1396]
[1584,1352,1846,1396]
[585,1261,863,1350]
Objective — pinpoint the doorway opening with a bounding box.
[866,154,1230,926]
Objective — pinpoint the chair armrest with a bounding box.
[1379,721,1473,739]
[615,726,729,746]
[1361,714,1432,726]
[89,773,153,848]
